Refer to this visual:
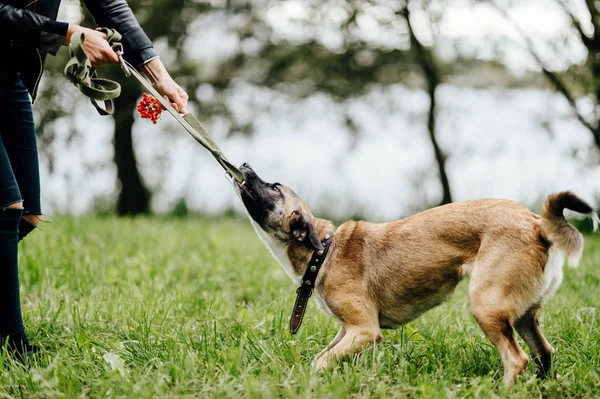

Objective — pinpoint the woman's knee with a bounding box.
[5,201,24,210]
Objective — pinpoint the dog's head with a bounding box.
[234,163,324,252]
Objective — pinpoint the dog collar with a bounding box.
[289,233,334,334]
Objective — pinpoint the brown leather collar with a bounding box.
[289,233,334,334]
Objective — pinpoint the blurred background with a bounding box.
[37,0,600,221]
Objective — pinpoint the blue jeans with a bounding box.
[0,72,41,215]
[0,72,41,342]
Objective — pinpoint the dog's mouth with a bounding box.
[236,180,247,191]
[234,164,254,199]
[235,179,254,201]
[236,163,256,193]
[234,162,283,230]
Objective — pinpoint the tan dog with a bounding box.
[234,163,599,386]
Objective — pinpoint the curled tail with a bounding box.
[541,191,599,267]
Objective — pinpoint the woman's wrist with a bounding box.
[142,58,169,84]
[64,24,83,45]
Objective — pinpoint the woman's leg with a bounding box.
[0,139,27,349]
[0,74,43,239]
[0,73,40,358]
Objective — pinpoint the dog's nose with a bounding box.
[241,162,251,169]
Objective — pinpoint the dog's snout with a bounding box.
[239,163,257,181]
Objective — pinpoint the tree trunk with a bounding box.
[112,79,150,215]
[590,55,600,149]
[426,84,452,205]
[401,6,452,205]
[78,8,151,215]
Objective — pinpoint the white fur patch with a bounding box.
[539,246,564,303]
[591,211,599,233]
[247,217,335,316]
[566,209,597,267]
[567,241,584,268]
[247,217,302,285]
[234,184,302,285]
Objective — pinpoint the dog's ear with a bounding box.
[290,211,324,252]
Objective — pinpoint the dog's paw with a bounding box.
[314,356,329,372]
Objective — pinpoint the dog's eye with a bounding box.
[271,184,279,191]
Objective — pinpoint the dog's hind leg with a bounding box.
[514,306,553,378]
[466,241,551,387]
[470,304,529,387]
[468,271,529,387]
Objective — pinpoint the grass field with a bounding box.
[1,216,599,398]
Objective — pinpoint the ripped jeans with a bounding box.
[0,72,41,342]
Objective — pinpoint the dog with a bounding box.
[233,163,599,386]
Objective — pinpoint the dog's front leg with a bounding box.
[313,326,346,365]
[314,326,383,371]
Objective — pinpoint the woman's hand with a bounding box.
[65,25,119,68]
[63,27,188,113]
[143,58,189,114]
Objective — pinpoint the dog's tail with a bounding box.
[541,191,599,267]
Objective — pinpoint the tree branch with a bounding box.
[490,2,598,136]
[558,1,595,48]
[583,0,600,36]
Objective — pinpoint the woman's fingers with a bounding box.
[105,47,119,64]
[82,28,119,68]
[155,81,188,114]
[163,95,179,113]
[163,90,186,114]
[171,87,188,114]
[142,59,189,114]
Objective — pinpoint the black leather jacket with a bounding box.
[0,0,157,100]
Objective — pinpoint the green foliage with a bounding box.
[2,217,599,397]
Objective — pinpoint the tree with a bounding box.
[400,3,452,205]
[213,0,453,205]
[37,0,203,215]
[93,0,205,214]
[37,0,456,214]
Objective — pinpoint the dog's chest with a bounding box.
[248,220,335,317]
[248,219,302,285]
[312,288,335,316]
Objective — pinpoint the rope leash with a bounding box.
[64,28,244,183]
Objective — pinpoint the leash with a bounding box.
[64,28,122,116]
[64,28,244,183]
[290,233,334,334]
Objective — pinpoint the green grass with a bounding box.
[1,216,599,398]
